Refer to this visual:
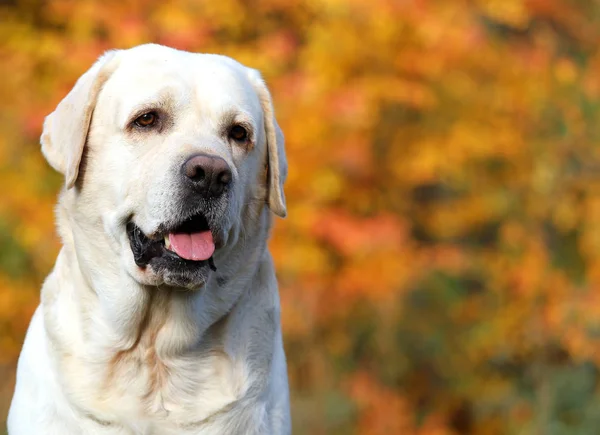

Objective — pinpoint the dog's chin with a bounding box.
[126,258,211,290]
[126,212,221,290]
[148,258,212,290]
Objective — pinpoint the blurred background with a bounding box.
[1,0,600,433]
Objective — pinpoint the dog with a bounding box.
[7,44,290,434]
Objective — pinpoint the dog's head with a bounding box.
[41,44,286,289]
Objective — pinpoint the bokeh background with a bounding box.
[1,0,600,433]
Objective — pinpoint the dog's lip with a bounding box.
[126,211,224,262]
[126,220,220,272]
[145,212,223,248]
[148,229,224,250]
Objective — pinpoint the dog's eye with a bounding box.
[134,112,157,127]
[229,125,248,142]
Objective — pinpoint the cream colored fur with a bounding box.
[8,44,290,434]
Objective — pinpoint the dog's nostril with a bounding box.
[218,170,232,186]
[188,165,206,181]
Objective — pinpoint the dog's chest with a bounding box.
[65,314,243,427]
[102,345,238,422]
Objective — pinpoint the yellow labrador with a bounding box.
[8,44,290,434]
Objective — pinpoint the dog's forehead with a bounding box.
[106,45,261,117]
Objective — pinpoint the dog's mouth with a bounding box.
[127,212,217,272]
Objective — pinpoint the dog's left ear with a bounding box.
[247,69,287,218]
[41,50,120,189]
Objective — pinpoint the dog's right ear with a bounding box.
[41,51,120,189]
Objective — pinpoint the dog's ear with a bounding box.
[41,51,120,189]
[247,69,287,218]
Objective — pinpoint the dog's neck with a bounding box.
[39,193,281,423]
[45,193,273,361]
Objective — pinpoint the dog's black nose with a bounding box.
[182,153,232,198]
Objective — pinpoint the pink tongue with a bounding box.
[168,231,215,261]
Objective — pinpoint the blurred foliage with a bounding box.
[1,0,600,433]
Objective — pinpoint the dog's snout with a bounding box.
[182,153,232,198]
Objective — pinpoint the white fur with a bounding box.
[8,44,290,434]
